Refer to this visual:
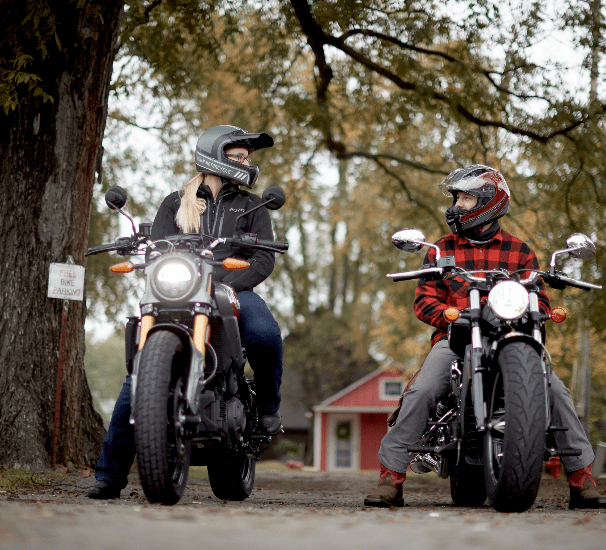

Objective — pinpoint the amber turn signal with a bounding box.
[109,261,136,273]
[551,307,566,323]
[222,257,250,270]
[443,307,460,323]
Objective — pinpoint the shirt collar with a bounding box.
[455,227,503,247]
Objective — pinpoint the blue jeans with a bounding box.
[95,290,283,487]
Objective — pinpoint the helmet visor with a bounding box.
[228,131,273,152]
[439,167,510,198]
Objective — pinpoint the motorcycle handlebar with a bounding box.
[258,239,289,252]
[388,267,444,282]
[557,274,602,291]
[231,234,289,253]
[85,242,120,256]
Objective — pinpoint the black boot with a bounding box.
[260,411,282,435]
[87,480,121,500]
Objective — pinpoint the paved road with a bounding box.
[1,469,604,550]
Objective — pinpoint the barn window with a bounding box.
[380,379,403,400]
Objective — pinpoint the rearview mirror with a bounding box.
[105,186,127,211]
[392,228,427,252]
[262,186,286,210]
[566,233,596,260]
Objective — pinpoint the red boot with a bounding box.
[568,464,606,509]
[364,464,406,508]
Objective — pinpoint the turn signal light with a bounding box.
[551,307,566,323]
[110,261,136,273]
[443,307,460,323]
[222,257,250,270]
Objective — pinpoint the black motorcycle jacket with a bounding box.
[150,183,276,292]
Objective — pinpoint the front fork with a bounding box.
[131,309,211,421]
[468,289,486,432]
[469,288,550,432]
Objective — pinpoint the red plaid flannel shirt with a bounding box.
[414,228,551,347]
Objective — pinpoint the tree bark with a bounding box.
[0,0,125,468]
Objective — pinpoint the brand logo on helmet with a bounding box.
[195,154,250,185]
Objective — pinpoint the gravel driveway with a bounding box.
[1,466,604,550]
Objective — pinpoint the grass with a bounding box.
[0,468,68,491]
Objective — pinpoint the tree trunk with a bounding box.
[0,1,125,469]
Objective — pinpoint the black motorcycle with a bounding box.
[387,228,601,512]
[86,185,288,505]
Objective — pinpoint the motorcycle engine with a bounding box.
[226,397,246,442]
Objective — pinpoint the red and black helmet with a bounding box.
[440,165,510,234]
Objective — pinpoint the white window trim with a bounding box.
[380,378,404,401]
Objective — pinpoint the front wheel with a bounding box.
[207,452,255,501]
[134,331,191,505]
[484,341,546,512]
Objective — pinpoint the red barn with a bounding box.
[312,365,412,471]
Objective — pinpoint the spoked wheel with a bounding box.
[207,451,256,501]
[484,341,546,512]
[134,331,191,505]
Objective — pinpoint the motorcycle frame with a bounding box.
[448,281,551,464]
[129,252,252,449]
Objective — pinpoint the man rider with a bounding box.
[88,125,284,499]
[364,165,606,510]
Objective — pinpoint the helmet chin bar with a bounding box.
[445,206,470,234]
[195,150,260,188]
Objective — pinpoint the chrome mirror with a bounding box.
[392,228,426,252]
[566,233,596,260]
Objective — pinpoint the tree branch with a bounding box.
[373,158,444,228]
[338,29,550,103]
[341,150,450,175]
[289,0,605,144]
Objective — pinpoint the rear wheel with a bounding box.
[207,451,255,501]
[484,342,546,512]
[450,458,487,506]
[134,331,191,505]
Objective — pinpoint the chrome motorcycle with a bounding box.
[388,229,601,512]
[86,185,288,504]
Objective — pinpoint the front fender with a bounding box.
[494,331,543,359]
[130,323,206,418]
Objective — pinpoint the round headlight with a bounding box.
[152,258,197,302]
[488,281,529,321]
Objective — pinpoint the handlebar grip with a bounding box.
[233,234,289,252]
[258,239,289,251]
[388,267,443,282]
[391,273,422,282]
[558,274,602,291]
[85,243,119,256]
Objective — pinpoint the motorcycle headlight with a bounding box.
[151,257,198,302]
[488,281,529,321]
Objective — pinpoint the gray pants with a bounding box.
[378,340,595,475]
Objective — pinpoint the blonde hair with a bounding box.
[176,174,207,233]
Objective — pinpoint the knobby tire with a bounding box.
[134,331,190,505]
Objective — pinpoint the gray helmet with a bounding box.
[194,125,273,188]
